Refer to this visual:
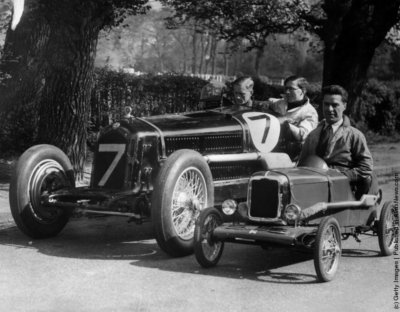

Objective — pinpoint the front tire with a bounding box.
[314,217,341,282]
[9,144,75,238]
[378,201,396,256]
[152,149,214,257]
[194,207,224,268]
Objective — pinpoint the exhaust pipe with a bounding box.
[300,194,379,220]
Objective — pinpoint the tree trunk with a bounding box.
[223,42,229,76]
[232,50,238,76]
[172,32,188,73]
[203,33,212,74]
[0,0,104,173]
[254,46,264,76]
[322,0,400,118]
[210,36,218,75]
[198,32,205,75]
[0,1,46,152]
[191,24,198,74]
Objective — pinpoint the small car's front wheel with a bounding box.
[378,201,396,256]
[152,149,214,257]
[9,144,75,238]
[194,207,224,268]
[314,216,341,282]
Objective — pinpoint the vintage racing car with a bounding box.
[193,156,397,282]
[9,93,296,257]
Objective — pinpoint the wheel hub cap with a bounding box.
[171,167,207,240]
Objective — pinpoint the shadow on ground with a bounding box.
[342,248,380,257]
[0,216,381,285]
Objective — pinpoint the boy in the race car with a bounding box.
[230,77,281,113]
[231,76,257,110]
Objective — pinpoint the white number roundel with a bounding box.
[242,112,280,153]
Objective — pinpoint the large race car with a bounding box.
[193,156,397,282]
[9,96,295,257]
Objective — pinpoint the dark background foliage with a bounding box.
[90,68,207,127]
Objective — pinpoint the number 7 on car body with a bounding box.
[98,144,126,186]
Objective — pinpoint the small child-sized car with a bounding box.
[193,156,397,282]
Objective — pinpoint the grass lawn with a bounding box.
[369,142,400,168]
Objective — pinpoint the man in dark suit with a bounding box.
[299,85,374,199]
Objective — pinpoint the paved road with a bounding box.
[0,181,398,312]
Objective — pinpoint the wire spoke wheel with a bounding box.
[378,201,397,256]
[194,207,224,267]
[171,167,207,240]
[314,217,341,282]
[151,149,214,257]
[200,213,223,261]
[320,226,340,272]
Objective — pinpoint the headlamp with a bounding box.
[284,204,301,223]
[221,199,237,216]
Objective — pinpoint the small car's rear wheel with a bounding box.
[194,207,224,268]
[152,149,214,257]
[9,144,75,238]
[378,201,396,256]
[314,216,341,282]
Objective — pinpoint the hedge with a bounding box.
[90,68,208,129]
[357,79,400,134]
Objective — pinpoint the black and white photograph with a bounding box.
[0,0,399,311]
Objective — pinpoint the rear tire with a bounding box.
[314,217,341,282]
[378,201,396,256]
[9,144,75,238]
[152,149,214,257]
[194,207,224,268]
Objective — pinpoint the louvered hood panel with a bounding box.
[144,111,242,137]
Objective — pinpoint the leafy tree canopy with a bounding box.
[161,0,307,50]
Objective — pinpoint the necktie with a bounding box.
[316,125,333,158]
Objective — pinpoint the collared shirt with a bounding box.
[330,118,343,134]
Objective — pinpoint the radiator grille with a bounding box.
[165,136,200,154]
[203,134,242,152]
[165,134,242,155]
[210,162,262,181]
[249,179,280,219]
